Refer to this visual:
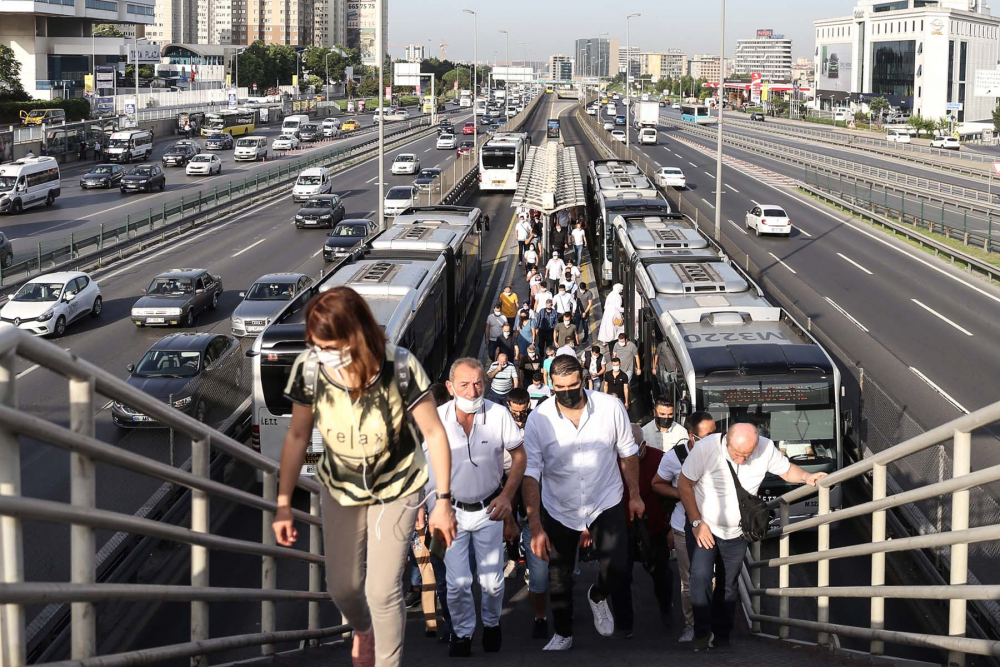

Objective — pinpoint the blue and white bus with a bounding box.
[680,104,714,124]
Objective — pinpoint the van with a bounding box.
[234,135,268,161]
[292,167,332,202]
[105,130,154,163]
[0,156,61,214]
[19,108,66,126]
[281,114,310,137]
[638,127,657,145]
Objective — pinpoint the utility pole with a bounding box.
[499,30,509,96]
[714,0,726,242]
[625,13,639,150]
[376,0,385,229]
[463,9,478,152]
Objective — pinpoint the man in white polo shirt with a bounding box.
[441,358,526,657]
[678,423,826,651]
[522,354,643,652]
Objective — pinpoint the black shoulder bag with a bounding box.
[658,443,690,518]
[725,458,771,543]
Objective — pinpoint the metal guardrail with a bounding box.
[0,327,345,667]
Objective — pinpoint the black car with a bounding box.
[323,219,378,261]
[750,112,765,122]
[80,164,125,189]
[294,194,346,229]
[480,115,494,125]
[299,124,321,142]
[111,332,241,427]
[120,164,166,193]
[162,142,200,167]
[130,268,223,327]
[437,123,454,135]
[413,168,443,193]
[0,231,12,269]
[204,132,234,150]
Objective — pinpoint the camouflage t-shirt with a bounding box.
[284,344,431,506]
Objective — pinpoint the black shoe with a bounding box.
[404,588,421,609]
[437,627,453,644]
[713,636,731,649]
[532,617,548,640]
[482,624,502,652]
[660,612,673,628]
[449,636,472,657]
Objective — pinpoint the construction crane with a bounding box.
[439,40,449,60]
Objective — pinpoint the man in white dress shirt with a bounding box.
[441,358,526,657]
[522,355,643,651]
[641,397,689,452]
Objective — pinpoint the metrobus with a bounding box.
[474,98,488,115]
[679,104,714,124]
[611,213,844,519]
[201,110,256,136]
[478,134,527,192]
[459,90,472,108]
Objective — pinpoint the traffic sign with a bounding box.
[992,162,1000,176]
[946,102,963,111]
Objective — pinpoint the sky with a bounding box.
[388,0,858,64]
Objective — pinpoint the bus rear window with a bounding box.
[260,359,294,413]
[482,150,515,170]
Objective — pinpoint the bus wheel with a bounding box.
[10,199,22,215]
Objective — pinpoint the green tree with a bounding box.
[93,24,124,37]
[867,96,889,123]
[124,64,155,79]
[934,116,951,134]
[992,103,1000,133]
[0,44,27,101]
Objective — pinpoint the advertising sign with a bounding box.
[96,97,115,117]
[385,85,392,100]
[125,42,161,64]
[124,97,137,128]
[819,44,852,92]
[347,1,378,66]
[0,130,12,165]
[84,75,95,98]
[347,99,356,112]
[393,62,421,86]
[492,66,534,83]
[292,74,299,88]
[750,72,763,104]
[974,70,1000,97]
[228,89,238,108]
[756,29,773,38]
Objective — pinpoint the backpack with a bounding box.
[658,442,689,519]
[301,345,411,402]
[725,455,772,542]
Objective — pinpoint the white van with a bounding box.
[234,135,269,161]
[638,127,657,145]
[105,130,154,164]
[0,156,61,214]
[292,167,332,202]
[281,114,310,137]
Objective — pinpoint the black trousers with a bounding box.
[544,500,629,638]
[609,528,674,632]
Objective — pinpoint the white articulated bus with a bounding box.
[477,133,527,192]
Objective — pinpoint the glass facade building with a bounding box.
[871,39,915,98]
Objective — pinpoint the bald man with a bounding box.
[677,423,826,651]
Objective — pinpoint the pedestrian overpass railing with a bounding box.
[0,327,345,667]
[744,399,1000,666]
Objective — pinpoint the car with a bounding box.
[80,163,125,189]
[0,271,102,337]
[120,164,166,193]
[131,268,223,328]
[111,332,242,427]
[185,154,222,176]
[462,122,475,135]
[204,132,234,150]
[659,100,666,107]
[438,121,455,134]
[323,219,378,261]
[383,186,415,217]
[298,124,321,142]
[614,115,626,125]
[231,273,313,337]
[161,142,200,167]
[456,141,475,157]
[487,123,502,134]
[321,118,342,137]
[437,133,457,150]
[294,194,346,229]
[586,106,598,116]
[603,121,615,131]
[834,112,848,122]
[654,167,686,189]
[931,135,961,150]
[672,103,681,110]
[0,231,11,269]
[341,118,360,131]
[745,204,792,236]
[886,130,911,144]
[391,153,420,175]
[271,135,300,151]
[750,112,765,122]
[479,115,493,125]
[413,168,442,193]
[611,130,627,143]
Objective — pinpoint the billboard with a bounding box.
[492,66,534,83]
[757,29,773,38]
[819,44,852,92]
[974,69,1000,97]
[0,130,12,165]
[393,62,421,86]
[346,1,378,67]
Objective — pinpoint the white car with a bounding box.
[383,186,415,217]
[745,204,792,236]
[606,104,617,115]
[655,167,686,189]
[672,103,681,110]
[931,135,961,150]
[391,153,420,175]
[185,154,222,176]
[436,134,457,150]
[586,106,598,116]
[611,130,627,143]
[271,135,300,151]
[0,271,102,337]
[321,118,342,138]
[886,130,911,144]
[603,121,615,131]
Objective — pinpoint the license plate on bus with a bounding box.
[132,415,152,422]
[146,317,165,323]
[303,465,316,475]
[491,180,503,185]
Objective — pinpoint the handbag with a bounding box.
[613,316,624,327]
[725,454,771,542]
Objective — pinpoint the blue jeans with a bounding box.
[574,243,584,267]
[520,520,550,594]
[685,522,746,642]
[575,310,590,341]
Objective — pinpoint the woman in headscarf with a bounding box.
[598,283,625,344]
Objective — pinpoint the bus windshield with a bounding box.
[0,176,16,191]
[482,148,516,170]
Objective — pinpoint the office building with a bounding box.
[640,50,687,82]
[791,56,815,83]
[619,45,640,76]
[0,0,154,98]
[734,29,793,80]
[575,37,614,78]
[815,0,1000,122]
[346,0,387,66]
[549,53,574,81]
[314,0,346,48]
[688,54,733,82]
[404,43,426,62]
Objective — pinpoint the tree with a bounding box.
[93,24,124,37]
[992,103,1000,134]
[124,64,155,79]
[0,44,27,102]
[234,41,299,89]
[867,96,889,124]
[907,114,936,136]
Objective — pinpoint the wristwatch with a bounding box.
[438,492,453,501]
[691,519,703,529]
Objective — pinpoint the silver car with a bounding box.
[231,273,313,337]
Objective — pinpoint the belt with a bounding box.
[452,486,503,513]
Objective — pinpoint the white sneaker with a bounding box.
[504,559,517,579]
[543,633,573,651]
[678,624,695,643]
[587,585,615,637]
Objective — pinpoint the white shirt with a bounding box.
[437,399,523,504]
[527,383,551,407]
[555,344,576,358]
[516,220,531,241]
[571,228,586,246]
[534,289,553,312]
[553,291,576,314]
[545,258,566,280]
[640,420,688,452]
[681,433,791,540]
[524,390,638,531]
[655,445,691,532]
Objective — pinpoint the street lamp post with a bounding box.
[499,30,509,96]
[463,9,478,153]
[713,0,725,242]
[325,51,331,101]
[599,32,608,84]
[625,13,639,149]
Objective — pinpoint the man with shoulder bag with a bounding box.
[677,423,826,651]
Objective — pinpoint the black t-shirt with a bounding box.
[551,228,568,249]
[603,370,628,402]
[495,334,517,360]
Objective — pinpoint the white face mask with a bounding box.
[312,345,351,370]
[455,394,484,414]
[494,309,502,317]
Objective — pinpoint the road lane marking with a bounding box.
[836,252,874,275]
[232,238,267,257]
[726,184,740,193]
[797,227,813,237]
[463,211,519,354]
[703,171,715,179]
[751,199,761,206]
[17,365,39,379]
[824,297,868,333]
[673,152,682,158]
[768,252,797,274]
[689,161,698,167]
[311,249,323,258]
[911,299,973,337]
[701,198,715,209]
[909,367,969,414]
[366,176,378,183]
[728,219,747,235]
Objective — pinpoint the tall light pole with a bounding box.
[376,0,386,229]
[499,29,509,95]
[714,0,725,242]
[463,9,478,152]
[599,32,609,85]
[324,51,331,100]
[625,13,639,149]
[517,41,526,68]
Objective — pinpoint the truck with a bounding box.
[459,89,472,108]
[632,101,660,129]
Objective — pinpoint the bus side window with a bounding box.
[654,336,681,403]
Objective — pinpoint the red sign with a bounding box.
[992,162,1000,176]
[385,85,391,99]
[756,29,773,38]
[453,81,459,90]
[415,82,421,96]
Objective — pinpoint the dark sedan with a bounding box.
[294,194,346,229]
[479,115,493,125]
[750,112,766,122]
[299,124,321,142]
[413,168,443,193]
[120,165,166,193]
[323,219,378,261]
[437,123,454,135]
[130,268,223,327]
[162,142,200,167]
[456,141,475,157]
[204,132,234,150]
[80,164,125,189]
[111,332,241,427]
